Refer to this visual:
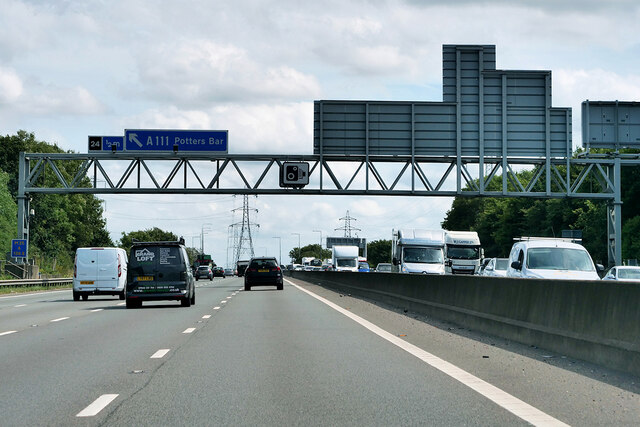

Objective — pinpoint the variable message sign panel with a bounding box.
[582,101,640,149]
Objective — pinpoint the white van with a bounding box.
[73,247,128,301]
[506,239,603,281]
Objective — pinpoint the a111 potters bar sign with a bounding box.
[124,129,228,153]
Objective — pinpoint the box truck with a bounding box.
[392,229,445,274]
[332,246,359,272]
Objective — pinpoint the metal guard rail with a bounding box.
[0,278,73,288]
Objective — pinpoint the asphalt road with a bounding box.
[1,276,638,426]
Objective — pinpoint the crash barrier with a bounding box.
[0,278,73,288]
[288,271,640,377]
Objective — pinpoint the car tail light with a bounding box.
[271,266,281,272]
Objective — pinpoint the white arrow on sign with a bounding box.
[128,133,142,147]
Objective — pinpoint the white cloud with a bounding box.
[0,67,23,103]
[25,84,106,116]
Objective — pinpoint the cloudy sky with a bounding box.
[2,0,640,266]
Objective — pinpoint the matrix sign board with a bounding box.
[124,129,228,153]
[11,239,27,258]
[326,237,366,249]
[88,136,124,151]
[582,101,640,149]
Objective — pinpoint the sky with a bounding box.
[2,0,640,267]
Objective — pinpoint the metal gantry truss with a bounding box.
[17,151,637,265]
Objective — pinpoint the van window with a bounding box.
[403,247,443,263]
[495,259,509,270]
[526,248,594,271]
[337,259,357,268]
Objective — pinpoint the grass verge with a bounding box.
[0,284,72,295]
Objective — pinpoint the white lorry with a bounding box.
[444,231,483,274]
[331,246,359,272]
[392,229,446,274]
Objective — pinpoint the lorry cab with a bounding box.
[392,229,445,274]
[332,245,359,272]
[506,238,603,280]
[444,231,482,275]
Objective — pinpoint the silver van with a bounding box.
[73,247,128,300]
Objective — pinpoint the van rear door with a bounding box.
[75,249,99,286]
[96,249,119,288]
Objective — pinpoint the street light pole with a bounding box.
[201,223,212,253]
[272,236,281,266]
[291,232,300,263]
[313,229,323,258]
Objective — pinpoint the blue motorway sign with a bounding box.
[88,136,124,151]
[124,129,228,153]
[11,239,27,258]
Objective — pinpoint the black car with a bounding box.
[212,266,225,278]
[126,239,195,308]
[195,265,213,281]
[244,257,283,291]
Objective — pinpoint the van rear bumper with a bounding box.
[126,292,187,301]
[74,287,124,295]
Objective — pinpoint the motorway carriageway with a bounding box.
[0,277,638,425]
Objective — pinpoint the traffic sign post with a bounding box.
[124,129,228,153]
[11,239,27,259]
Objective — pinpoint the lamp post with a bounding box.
[272,236,282,266]
[291,232,301,263]
[313,229,323,258]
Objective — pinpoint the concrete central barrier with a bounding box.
[289,271,640,377]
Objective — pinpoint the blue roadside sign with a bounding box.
[11,239,27,258]
[88,136,124,151]
[124,129,228,153]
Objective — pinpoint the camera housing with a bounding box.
[280,162,309,188]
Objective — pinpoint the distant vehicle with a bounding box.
[602,266,640,282]
[212,266,225,278]
[293,264,303,271]
[195,265,213,281]
[375,263,392,272]
[73,247,128,301]
[358,261,370,272]
[302,257,322,271]
[481,258,509,277]
[332,245,359,272]
[236,259,250,277]
[392,229,445,274]
[444,231,483,275]
[126,239,195,308]
[506,238,603,281]
[244,257,283,291]
[224,268,234,276]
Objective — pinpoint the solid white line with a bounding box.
[91,308,103,312]
[14,304,26,307]
[150,349,170,359]
[285,279,569,427]
[0,331,18,336]
[50,317,70,322]
[183,328,196,334]
[76,394,119,417]
[213,306,220,310]
[0,289,70,300]
[202,315,211,319]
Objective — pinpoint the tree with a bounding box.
[288,244,331,264]
[0,171,17,256]
[118,227,179,250]
[367,239,391,268]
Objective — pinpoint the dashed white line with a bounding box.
[91,309,103,312]
[220,301,227,304]
[285,279,569,427]
[183,328,196,334]
[202,315,211,319]
[0,331,18,337]
[213,306,221,310]
[14,304,26,307]
[76,394,119,417]
[150,349,170,359]
[116,302,126,306]
[226,296,232,299]
[50,317,70,323]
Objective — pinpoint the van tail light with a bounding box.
[74,262,77,278]
[117,254,122,277]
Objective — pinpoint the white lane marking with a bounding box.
[150,349,170,359]
[220,300,227,304]
[213,306,221,310]
[116,302,126,306]
[183,328,196,334]
[50,317,70,322]
[202,315,211,319]
[91,309,103,312]
[14,304,27,307]
[1,331,18,336]
[285,279,569,427]
[0,289,70,300]
[226,296,232,299]
[76,394,119,417]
